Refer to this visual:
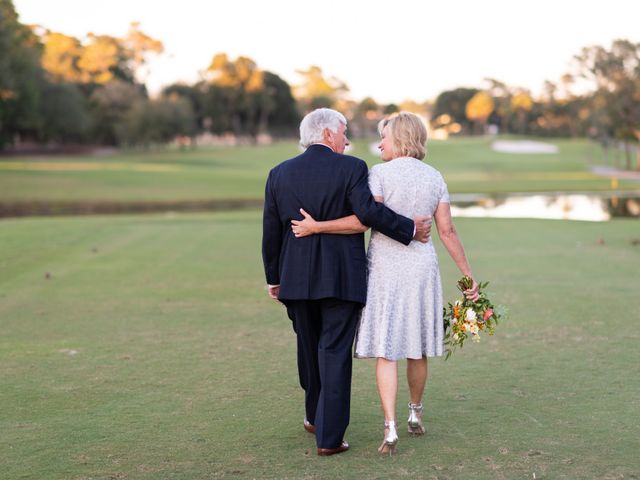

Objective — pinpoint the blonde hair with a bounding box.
[378,112,428,160]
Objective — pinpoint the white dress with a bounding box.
[354,157,450,360]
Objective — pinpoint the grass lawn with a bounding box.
[1,211,639,479]
[0,138,637,204]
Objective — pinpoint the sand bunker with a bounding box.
[492,140,559,154]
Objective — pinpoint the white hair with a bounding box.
[299,108,347,148]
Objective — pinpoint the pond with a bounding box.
[0,192,638,220]
[449,191,640,221]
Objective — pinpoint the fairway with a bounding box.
[0,138,637,206]
[1,211,638,479]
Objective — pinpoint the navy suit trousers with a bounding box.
[287,298,362,449]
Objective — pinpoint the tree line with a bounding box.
[1,0,638,167]
[0,0,300,149]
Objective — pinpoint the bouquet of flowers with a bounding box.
[443,276,504,359]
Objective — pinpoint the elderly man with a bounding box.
[262,108,430,456]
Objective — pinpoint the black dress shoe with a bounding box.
[317,440,349,456]
[303,417,315,434]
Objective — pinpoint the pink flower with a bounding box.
[483,308,493,321]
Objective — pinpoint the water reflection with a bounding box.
[450,192,640,221]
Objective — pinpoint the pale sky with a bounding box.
[13,0,640,104]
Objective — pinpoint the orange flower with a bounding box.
[453,306,460,318]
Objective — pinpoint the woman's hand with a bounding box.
[463,279,480,302]
[291,208,318,237]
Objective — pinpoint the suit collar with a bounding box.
[307,143,334,153]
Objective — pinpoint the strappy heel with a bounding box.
[378,420,398,455]
[408,403,426,435]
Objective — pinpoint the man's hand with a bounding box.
[267,285,282,304]
[413,216,432,243]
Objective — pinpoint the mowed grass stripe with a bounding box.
[1,138,637,203]
[1,211,639,479]
[0,161,182,172]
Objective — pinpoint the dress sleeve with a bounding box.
[439,176,450,204]
[368,166,383,197]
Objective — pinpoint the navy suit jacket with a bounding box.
[262,144,414,305]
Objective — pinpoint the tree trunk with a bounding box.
[518,111,526,135]
[624,141,631,170]
[231,114,242,137]
[259,108,269,137]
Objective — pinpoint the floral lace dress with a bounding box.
[354,157,450,360]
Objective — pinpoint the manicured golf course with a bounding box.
[1,210,638,479]
[0,138,636,205]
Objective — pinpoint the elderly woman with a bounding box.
[291,112,479,455]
